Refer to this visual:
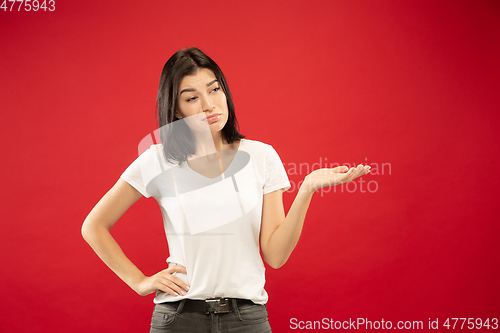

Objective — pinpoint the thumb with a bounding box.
[167,264,187,274]
[331,166,349,173]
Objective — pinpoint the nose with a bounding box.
[202,96,215,112]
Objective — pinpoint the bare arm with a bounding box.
[260,164,370,269]
[81,178,190,296]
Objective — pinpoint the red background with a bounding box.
[1,0,499,332]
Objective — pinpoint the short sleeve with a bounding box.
[120,145,165,198]
[263,145,291,194]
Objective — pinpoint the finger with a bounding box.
[354,164,364,175]
[160,276,187,296]
[166,265,188,274]
[341,168,354,181]
[157,282,182,297]
[162,266,190,292]
[336,168,354,184]
[167,274,191,293]
[162,269,190,291]
[347,167,360,180]
[150,275,181,297]
[359,164,370,175]
[351,165,370,179]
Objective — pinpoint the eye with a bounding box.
[211,87,221,93]
[186,97,197,102]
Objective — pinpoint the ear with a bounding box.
[175,111,182,119]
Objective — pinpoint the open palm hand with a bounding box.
[302,164,371,193]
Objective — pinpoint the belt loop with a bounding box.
[231,298,238,313]
[176,299,186,314]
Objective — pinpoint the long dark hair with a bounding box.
[155,47,245,165]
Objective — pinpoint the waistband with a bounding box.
[166,298,256,314]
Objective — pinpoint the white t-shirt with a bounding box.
[120,138,291,304]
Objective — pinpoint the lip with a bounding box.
[204,113,222,123]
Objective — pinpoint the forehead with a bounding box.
[179,68,216,88]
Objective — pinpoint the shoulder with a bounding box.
[239,139,286,170]
[137,143,161,155]
[136,143,163,160]
[137,143,178,169]
[142,143,171,157]
[239,138,274,153]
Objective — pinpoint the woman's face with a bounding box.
[175,68,228,135]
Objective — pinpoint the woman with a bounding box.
[82,47,370,332]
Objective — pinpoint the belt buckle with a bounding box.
[205,298,230,314]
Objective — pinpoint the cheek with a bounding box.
[178,103,196,117]
[215,92,227,105]
[218,97,229,112]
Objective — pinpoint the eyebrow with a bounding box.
[179,79,218,96]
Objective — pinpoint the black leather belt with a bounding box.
[178,298,255,314]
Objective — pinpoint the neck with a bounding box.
[189,130,227,160]
[211,131,228,151]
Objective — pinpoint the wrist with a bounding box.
[127,272,148,294]
[300,176,317,195]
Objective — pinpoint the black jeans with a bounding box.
[149,299,272,333]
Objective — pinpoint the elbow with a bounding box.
[81,219,91,243]
[81,217,100,244]
[81,217,111,245]
[262,247,289,269]
[265,256,287,270]
[269,262,285,270]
